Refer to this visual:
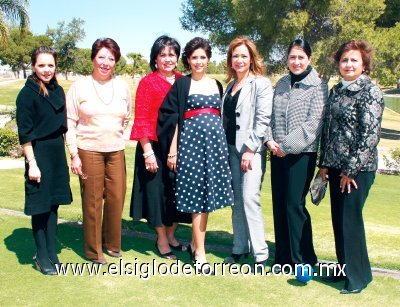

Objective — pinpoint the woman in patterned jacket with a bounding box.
[319,40,384,294]
[266,38,328,272]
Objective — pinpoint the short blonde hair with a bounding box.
[225,36,266,83]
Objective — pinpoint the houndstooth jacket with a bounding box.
[266,68,328,154]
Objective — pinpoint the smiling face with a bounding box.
[339,49,365,81]
[32,53,56,83]
[188,48,209,74]
[156,46,178,76]
[231,44,251,75]
[92,47,116,80]
[287,46,311,75]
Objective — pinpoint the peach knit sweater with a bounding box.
[66,76,132,155]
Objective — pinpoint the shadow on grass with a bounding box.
[287,276,344,291]
[4,218,276,267]
[285,265,344,291]
[4,227,35,265]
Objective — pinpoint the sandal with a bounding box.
[155,243,177,260]
[169,243,187,252]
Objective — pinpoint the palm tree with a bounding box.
[0,0,29,45]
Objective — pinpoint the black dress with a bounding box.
[130,141,192,227]
[16,78,72,215]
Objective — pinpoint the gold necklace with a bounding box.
[92,76,114,105]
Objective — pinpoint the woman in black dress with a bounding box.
[130,36,191,260]
[16,46,72,275]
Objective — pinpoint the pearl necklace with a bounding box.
[92,76,114,105]
[159,72,175,84]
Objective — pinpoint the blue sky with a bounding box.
[28,0,225,63]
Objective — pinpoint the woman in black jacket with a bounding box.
[16,46,72,275]
[319,40,384,294]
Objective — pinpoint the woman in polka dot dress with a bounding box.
[158,37,233,272]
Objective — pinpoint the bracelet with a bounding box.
[167,153,177,159]
[143,150,154,159]
[27,156,36,163]
[71,152,79,159]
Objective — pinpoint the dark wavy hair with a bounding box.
[91,38,121,62]
[287,38,312,58]
[149,35,181,72]
[333,39,373,75]
[30,46,57,96]
[181,37,212,71]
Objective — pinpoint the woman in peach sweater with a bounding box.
[66,38,132,264]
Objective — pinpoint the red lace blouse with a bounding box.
[130,71,182,141]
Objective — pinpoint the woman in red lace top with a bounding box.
[130,36,191,259]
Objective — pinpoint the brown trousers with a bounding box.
[79,149,126,260]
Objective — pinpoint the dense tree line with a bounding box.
[181,0,399,85]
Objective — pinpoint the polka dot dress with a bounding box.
[176,93,234,213]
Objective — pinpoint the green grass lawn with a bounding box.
[1,146,399,271]
[1,214,399,306]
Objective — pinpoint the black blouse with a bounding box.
[223,88,241,145]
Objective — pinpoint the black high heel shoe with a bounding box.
[224,252,249,264]
[49,254,60,266]
[33,255,57,275]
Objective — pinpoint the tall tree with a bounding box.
[0,27,51,78]
[47,17,85,80]
[181,0,398,84]
[0,0,29,45]
[72,48,92,76]
[126,52,150,76]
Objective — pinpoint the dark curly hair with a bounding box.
[149,35,181,72]
[333,39,373,75]
[181,37,212,71]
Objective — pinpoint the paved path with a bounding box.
[0,159,24,169]
[0,79,21,86]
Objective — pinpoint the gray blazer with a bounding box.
[223,75,273,153]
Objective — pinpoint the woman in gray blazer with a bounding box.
[266,38,328,272]
[222,37,273,270]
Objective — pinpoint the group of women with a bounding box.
[16,34,383,294]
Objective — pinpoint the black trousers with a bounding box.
[328,168,374,291]
[271,153,317,266]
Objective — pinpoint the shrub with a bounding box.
[9,107,16,120]
[382,147,400,175]
[391,148,400,166]
[4,119,17,133]
[0,128,21,157]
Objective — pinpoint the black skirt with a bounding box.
[24,133,72,215]
[130,141,191,227]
